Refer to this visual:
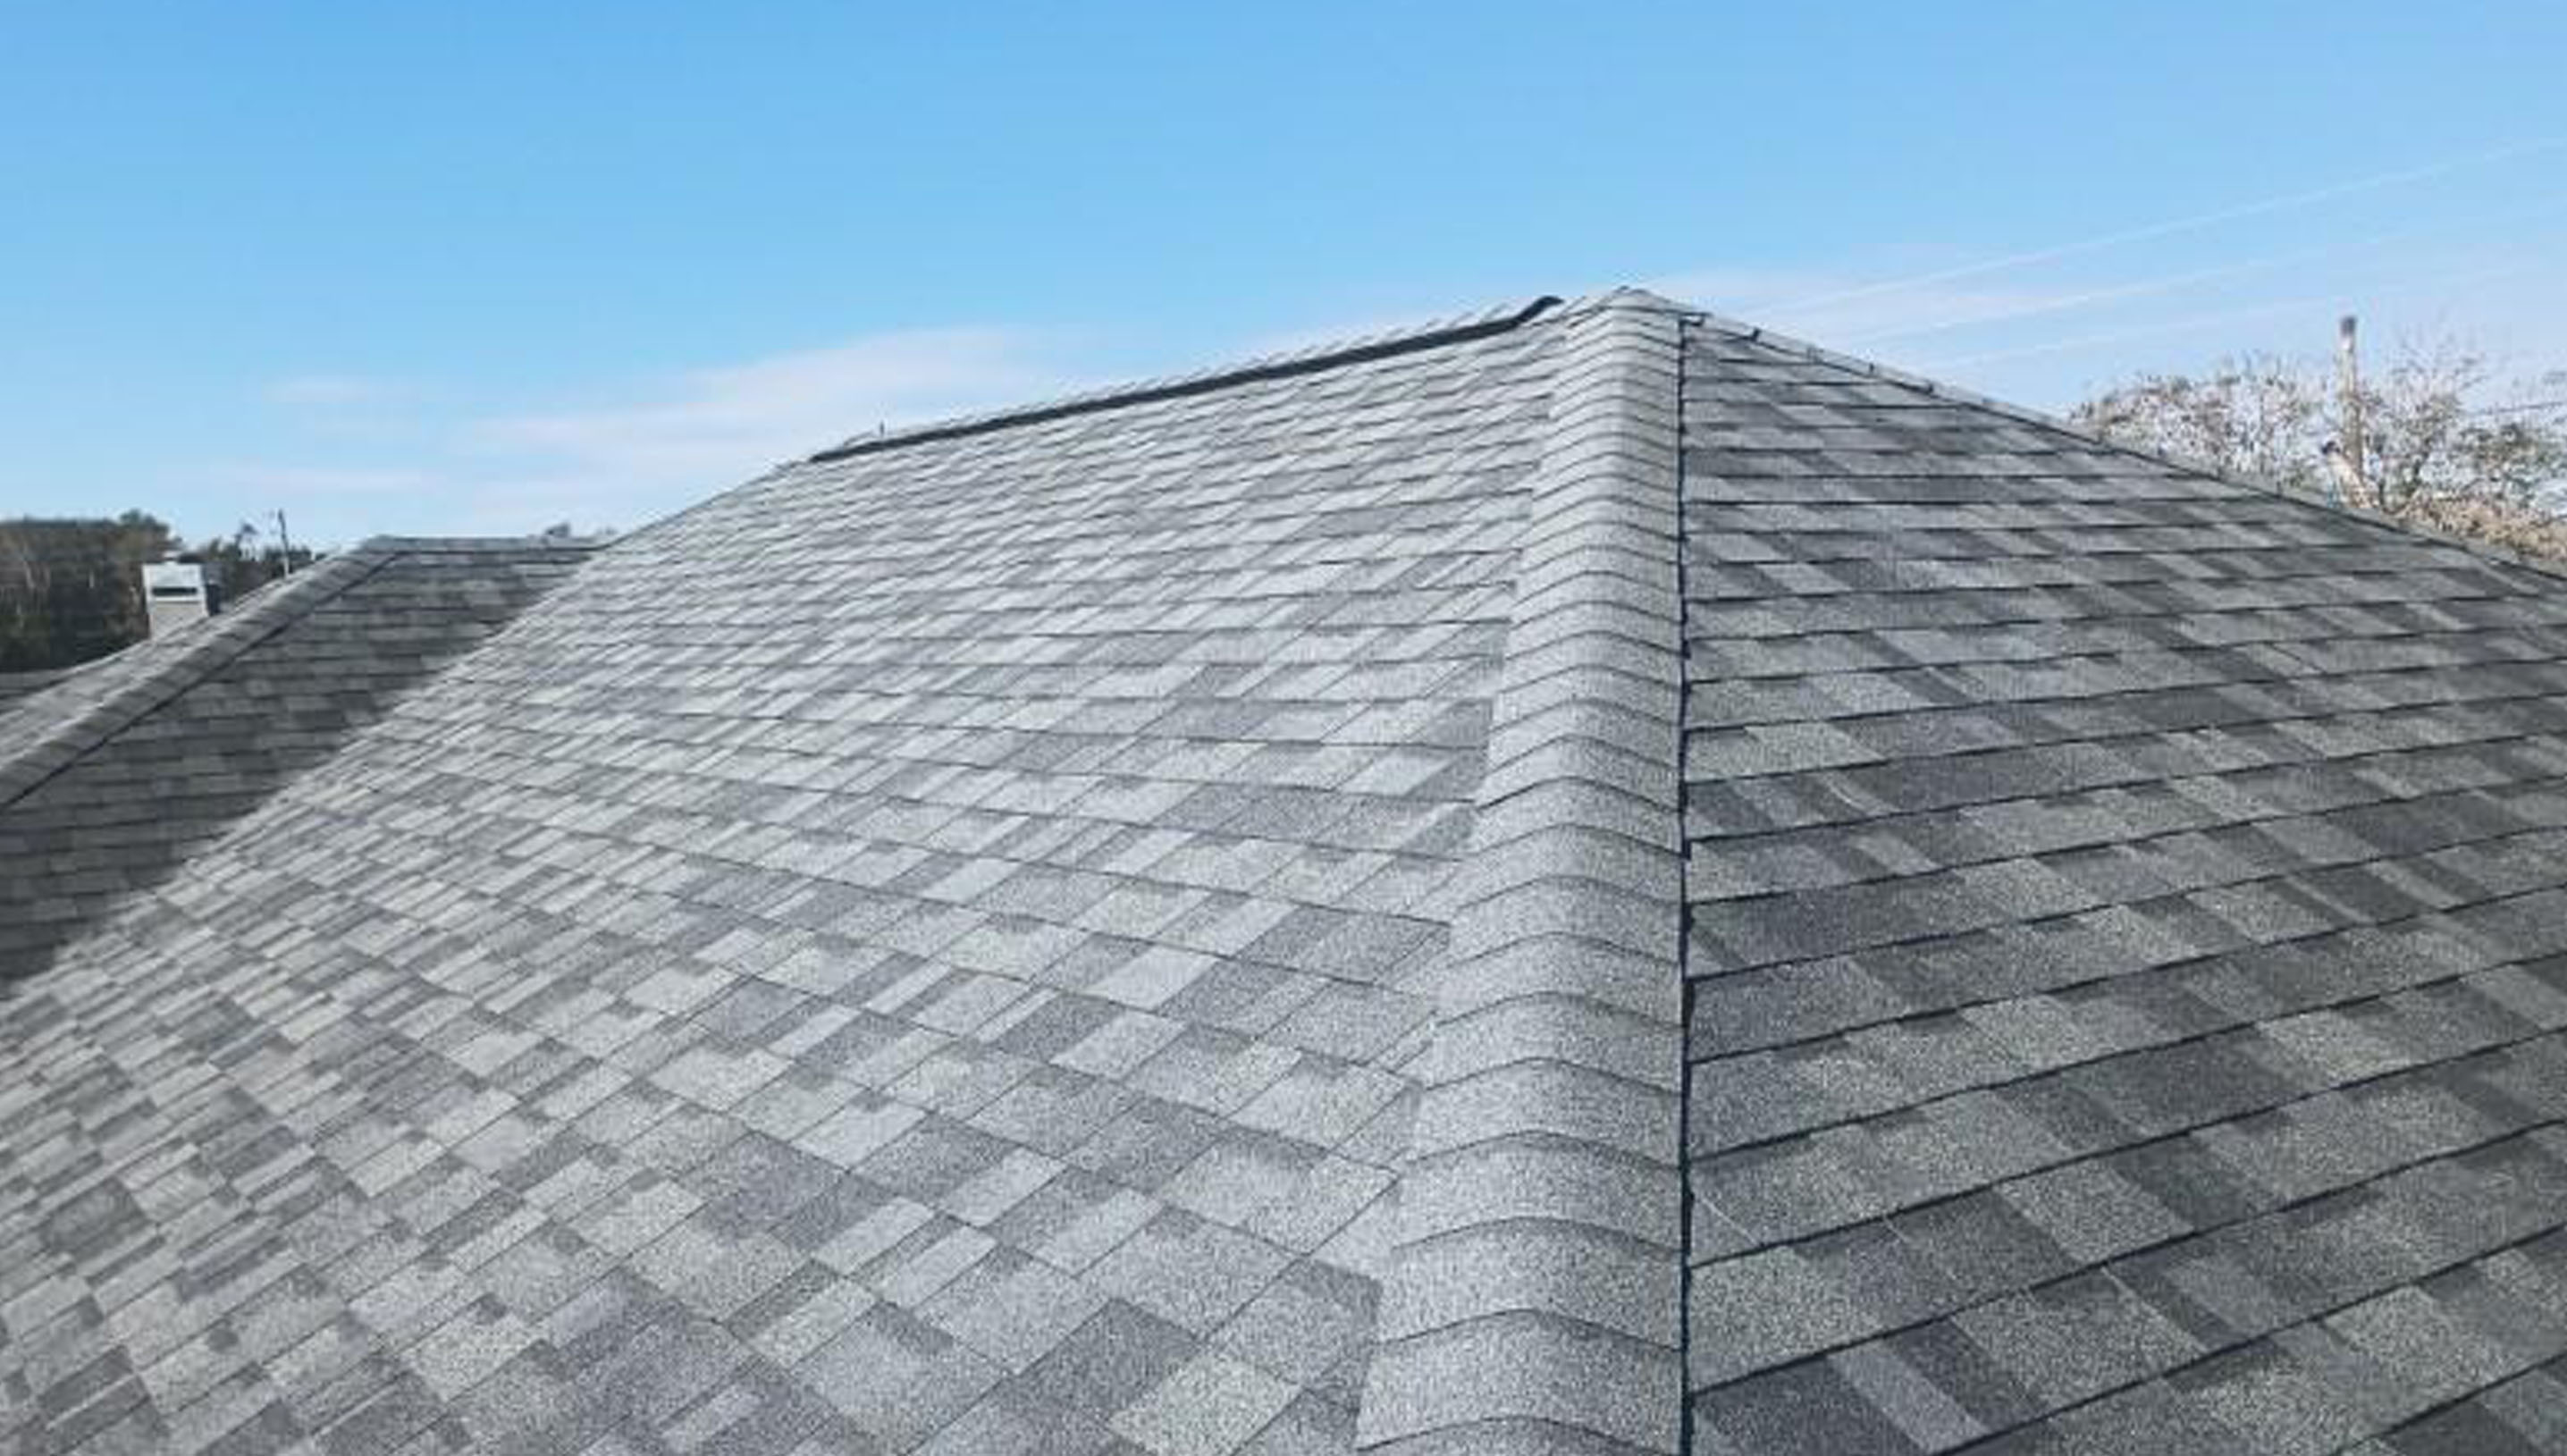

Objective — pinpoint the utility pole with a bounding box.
[2336,315,2368,508]
[273,509,295,574]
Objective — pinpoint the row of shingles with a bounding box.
[1694,343,2567,1456]
[0,324,1540,1456]
[0,546,597,1447]
[2359,1349,2567,1454]
[1673,341,2567,1018]
[1356,294,1689,1456]
[1673,322,2567,1452]
[0,664,85,712]
[0,546,589,981]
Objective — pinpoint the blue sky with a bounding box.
[5,4,2564,546]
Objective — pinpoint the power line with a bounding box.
[1772,136,2567,316]
[1835,244,2335,346]
[1915,257,2549,371]
[1828,198,2567,348]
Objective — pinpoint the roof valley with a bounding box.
[1358,292,1694,1455]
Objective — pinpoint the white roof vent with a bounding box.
[142,560,211,637]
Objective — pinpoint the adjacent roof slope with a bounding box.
[0,539,595,981]
[1675,315,2567,1453]
[4,290,2566,1456]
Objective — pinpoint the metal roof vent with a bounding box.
[142,560,211,637]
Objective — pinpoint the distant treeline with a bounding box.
[0,512,316,672]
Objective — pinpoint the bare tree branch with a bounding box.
[2074,334,2567,561]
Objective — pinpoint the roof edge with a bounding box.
[808,295,1563,464]
[1674,304,2567,587]
[1358,295,1690,1456]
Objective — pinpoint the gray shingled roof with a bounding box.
[4,291,2565,1456]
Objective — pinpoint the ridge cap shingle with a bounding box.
[1359,292,1690,1456]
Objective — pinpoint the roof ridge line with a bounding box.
[1358,295,1689,1456]
[807,295,1564,464]
[1675,306,2567,588]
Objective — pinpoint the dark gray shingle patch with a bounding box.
[1677,310,2567,1453]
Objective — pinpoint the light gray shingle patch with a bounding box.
[0,300,1567,1456]
[1111,1348,1300,1456]
[1358,291,1689,1456]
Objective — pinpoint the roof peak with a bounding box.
[795,285,1726,471]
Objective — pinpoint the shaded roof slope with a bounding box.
[1675,314,2567,1454]
[0,539,595,981]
